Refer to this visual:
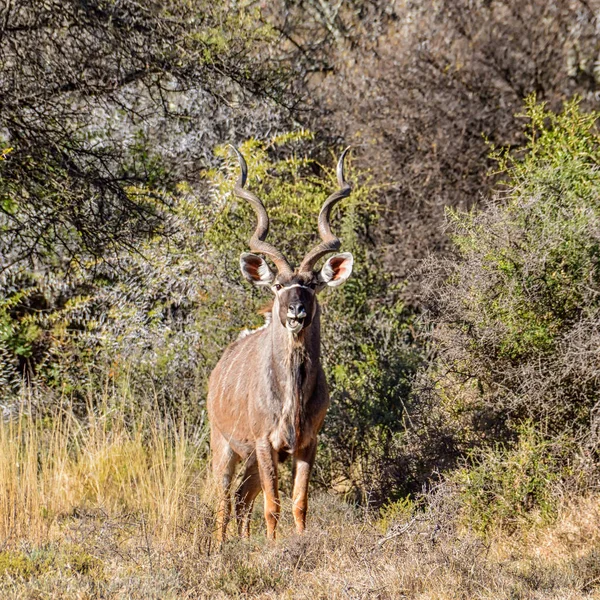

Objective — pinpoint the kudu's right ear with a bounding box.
[240,253,275,286]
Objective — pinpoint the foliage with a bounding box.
[0,0,293,271]
[453,423,578,536]
[417,98,600,480]
[1,0,589,301]
[448,97,600,364]
[0,546,103,580]
[3,0,600,523]
[378,495,415,533]
[273,0,600,297]
[0,189,212,418]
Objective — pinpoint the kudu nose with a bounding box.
[287,302,307,319]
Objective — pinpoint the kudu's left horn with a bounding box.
[299,147,352,273]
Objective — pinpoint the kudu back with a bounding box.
[207,147,354,540]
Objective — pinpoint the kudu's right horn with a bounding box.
[230,146,293,276]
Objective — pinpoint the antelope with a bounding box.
[207,147,354,541]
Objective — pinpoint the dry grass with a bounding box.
[0,399,599,599]
[0,397,211,547]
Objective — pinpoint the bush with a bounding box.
[420,97,600,449]
[453,423,579,536]
[283,0,600,297]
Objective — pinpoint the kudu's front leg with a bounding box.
[255,438,280,540]
[292,441,317,533]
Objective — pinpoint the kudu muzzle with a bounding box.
[279,288,314,334]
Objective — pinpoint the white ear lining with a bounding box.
[240,253,274,286]
[256,260,273,283]
[318,252,354,287]
[320,261,335,283]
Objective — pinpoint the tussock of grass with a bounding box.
[0,545,103,580]
[0,397,210,547]
[0,399,599,599]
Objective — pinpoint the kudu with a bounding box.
[207,147,354,540]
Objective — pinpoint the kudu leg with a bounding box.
[234,458,261,538]
[255,439,280,540]
[292,441,317,534]
[211,428,238,542]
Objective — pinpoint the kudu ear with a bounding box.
[240,253,275,286]
[318,252,354,287]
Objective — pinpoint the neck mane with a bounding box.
[268,304,321,452]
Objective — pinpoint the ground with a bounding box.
[1,491,599,599]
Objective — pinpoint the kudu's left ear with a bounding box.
[318,252,354,287]
[240,253,275,286]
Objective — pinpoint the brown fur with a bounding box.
[207,275,329,541]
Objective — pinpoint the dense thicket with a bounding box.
[424,99,600,438]
[0,0,295,269]
[276,0,600,292]
[405,100,600,511]
[0,0,297,405]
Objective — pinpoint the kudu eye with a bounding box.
[274,283,283,291]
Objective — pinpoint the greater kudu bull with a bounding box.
[207,147,354,540]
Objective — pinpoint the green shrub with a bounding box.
[0,546,103,580]
[420,97,600,444]
[453,423,577,536]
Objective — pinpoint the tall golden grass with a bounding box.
[0,394,211,546]
[0,394,599,599]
